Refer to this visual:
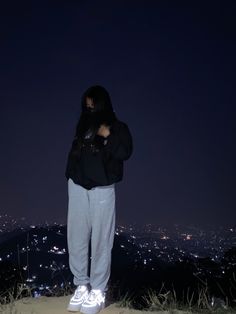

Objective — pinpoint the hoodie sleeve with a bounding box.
[103,122,133,161]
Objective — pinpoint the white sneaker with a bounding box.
[67,285,90,312]
[80,289,105,314]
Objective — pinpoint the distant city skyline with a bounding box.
[0,216,235,278]
[0,214,235,306]
[1,1,235,227]
[0,212,235,234]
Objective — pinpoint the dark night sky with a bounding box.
[1,0,235,228]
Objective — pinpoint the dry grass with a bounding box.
[115,279,235,313]
[0,273,236,314]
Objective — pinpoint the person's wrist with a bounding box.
[104,130,111,138]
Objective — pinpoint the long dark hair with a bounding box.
[71,85,118,157]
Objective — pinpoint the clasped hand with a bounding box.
[97,124,111,138]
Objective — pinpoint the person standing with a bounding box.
[65,85,133,314]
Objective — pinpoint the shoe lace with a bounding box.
[74,286,87,298]
[88,290,105,303]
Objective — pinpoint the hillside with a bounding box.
[0,295,206,314]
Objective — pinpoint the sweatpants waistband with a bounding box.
[91,183,115,190]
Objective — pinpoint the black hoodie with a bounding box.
[65,118,133,190]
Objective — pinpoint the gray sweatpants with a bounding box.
[67,178,116,293]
